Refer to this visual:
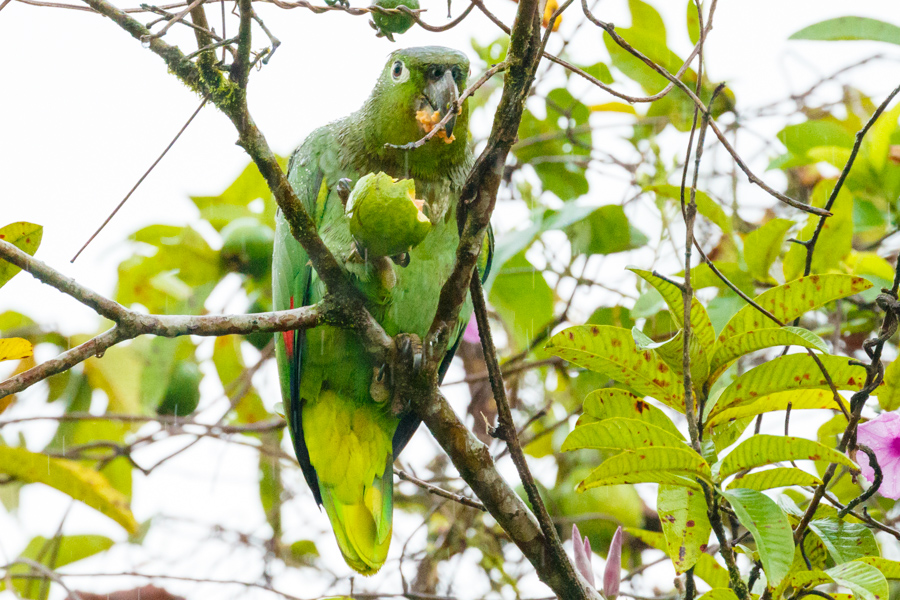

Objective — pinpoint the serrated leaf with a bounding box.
[726,467,823,491]
[563,418,687,452]
[578,388,683,438]
[0,446,137,533]
[718,274,872,342]
[825,561,889,600]
[745,218,794,283]
[709,354,868,417]
[707,327,828,383]
[707,389,847,429]
[578,447,711,490]
[790,16,900,45]
[720,488,793,588]
[809,517,880,564]
[0,222,42,289]
[717,435,855,480]
[546,325,684,412]
[0,338,33,362]
[658,484,711,573]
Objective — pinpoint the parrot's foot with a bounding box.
[390,252,410,268]
[391,333,423,415]
[370,364,391,404]
[336,178,353,207]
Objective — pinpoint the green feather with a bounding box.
[273,46,492,575]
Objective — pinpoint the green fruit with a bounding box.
[346,172,431,257]
[156,362,202,416]
[371,0,418,36]
[244,298,273,350]
[220,217,275,278]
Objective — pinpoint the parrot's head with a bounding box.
[362,46,471,173]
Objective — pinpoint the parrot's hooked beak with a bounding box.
[423,69,459,139]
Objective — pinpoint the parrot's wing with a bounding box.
[392,225,495,457]
[274,146,330,506]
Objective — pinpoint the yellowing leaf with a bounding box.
[578,447,711,490]
[658,484,711,573]
[0,337,33,362]
[856,556,900,579]
[845,250,897,281]
[726,467,823,491]
[706,389,847,429]
[0,446,138,533]
[647,184,732,233]
[546,325,684,412]
[707,326,828,384]
[709,354,869,417]
[744,218,794,284]
[825,561,889,600]
[698,591,739,600]
[562,417,687,452]
[588,102,637,114]
[579,388,683,438]
[880,359,900,411]
[718,274,872,342]
[716,435,855,480]
[0,222,43,289]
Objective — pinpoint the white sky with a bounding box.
[2,0,900,598]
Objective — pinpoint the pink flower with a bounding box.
[571,524,595,587]
[463,319,480,344]
[603,526,623,600]
[856,411,900,499]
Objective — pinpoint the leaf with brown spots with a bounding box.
[856,556,900,580]
[630,268,714,384]
[708,354,868,417]
[546,325,684,412]
[717,274,871,343]
[706,389,847,430]
[726,467,822,491]
[578,388,683,438]
[0,222,42,289]
[633,328,709,388]
[562,417,687,453]
[715,435,855,480]
[577,447,711,491]
[657,484,711,573]
[824,561,888,600]
[625,528,728,588]
[707,326,828,384]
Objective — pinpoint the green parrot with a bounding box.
[272,46,493,575]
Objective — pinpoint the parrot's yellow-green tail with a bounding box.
[319,462,393,575]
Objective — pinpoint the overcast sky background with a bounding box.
[2,0,900,598]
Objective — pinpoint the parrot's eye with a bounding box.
[391,60,409,83]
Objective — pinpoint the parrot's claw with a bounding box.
[336,178,353,207]
[390,252,410,267]
[391,333,424,415]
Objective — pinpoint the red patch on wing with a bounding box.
[283,296,295,358]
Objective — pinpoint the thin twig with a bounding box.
[394,468,486,511]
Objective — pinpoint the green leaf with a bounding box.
[720,488,793,587]
[546,325,684,412]
[709,354,868,417]
[567,205,649,255]
[578,388,683,438]
[783,182,854,280]
[686,0,700,46]
[631,268,716,353]
[879,359,900,411]
[0,222,42,289]
[744,218,794,283]
[809,517,880,564]
[706,389,847,429]
[625,528,728,588]
[707,326,829,382]
[825,561,889,600]
[578,447,711,490]
[562,417,687,452]
[633,328,709,387]
[658,484,711,573]
[726,467,823,491]
[697,591,739,600]
[648,184,731,233]
[489,251,554,349]
[716,435,855,480]
[856,556,900,579]
[0,446,137,533]
[790,16,900,45]
[717,273,872,342]
[6,535,114,597]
